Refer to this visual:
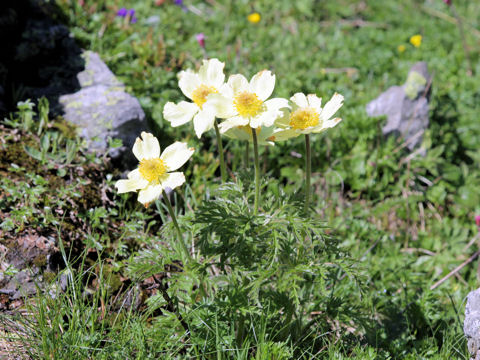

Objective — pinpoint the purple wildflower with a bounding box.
[444,0,452,5]
[174,0,188,12]
[117,7,128,17]
[195,33,205,48]
[131,16,137,23]
[128,8,135,16]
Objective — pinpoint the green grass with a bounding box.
[1,0,480,358]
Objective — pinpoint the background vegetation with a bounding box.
[2,0,480,358]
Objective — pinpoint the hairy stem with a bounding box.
[245,141,250,168]
[252,127,260,215]
[163,190,190,259]
[304,134,311,213]
[214,119,227,182]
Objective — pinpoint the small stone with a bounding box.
[366,61,431,151]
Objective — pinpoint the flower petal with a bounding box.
[250,70,275,101]
[160,142,194,171]
[115,176,148,194]
[193,108,215,138]
[127,168,144,181]
[206,93,236,118]
[198,58,225,88]
[312,117,343,133]
[137,184,163,205]
[274,109,291,128]
[161,172,185,191]
[306,94,322,111]
[290,93,308,108]
[132,132,161,161]
[178,70,201,99]
[320,93,344,121]
[227,74,249,95]
[218,116,249,133]
[271,129,300,142]
[163,101,199,127]
[223,127,250,141]
[250,110,279,128]
[264,97,289,112]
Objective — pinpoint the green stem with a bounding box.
[252,127,260,215]
[304,134,311,214]
[214,119,227,183]
[163,190,190,259]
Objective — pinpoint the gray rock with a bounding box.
[59,51,147,165]
[465,288,480,359]
[0,234,57,301]
[366,62,431,151]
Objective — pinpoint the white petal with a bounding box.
[163,101,198,127]
[320,93,344,121]
[306,94,322,111]
[160,142,194,171]
[264,98,289,112]
[193,108,215,138]
[227,74,249,95]
[275,109,291,128]
[271,129,300,142]
[312,117,343,133]
[127,168,143,180]
[198,58,225,88]
[115,177,148,194]
[138,184,163,205]
[223,127,250,141]
[250,70,275,101]
[132,132,160,161]
[218,116,249,133]
[178,70,201,99]
[206,93,236,118]
[218,83,234,99]
[250,110,279,128]
[161,172,185,191]
[290,93,308,108]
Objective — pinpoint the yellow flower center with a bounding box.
[234,92,263,118]
[139,158,167,182]
[289,107,320,130]
[191,85,218,108]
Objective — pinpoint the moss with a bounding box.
[42,271,56,283]
[0,136,41,173]
[50,116,79,139]
[32,254,47,268]
[78,182,102,210]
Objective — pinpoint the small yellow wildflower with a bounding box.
[409,35,422,48]
[247,12,261,24]
[397,44,406,53]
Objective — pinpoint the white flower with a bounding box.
[115,132,194,207]
[223,125,277,146]
[274,92,344,141]
[163,58,226,138]
[208,70,289,133]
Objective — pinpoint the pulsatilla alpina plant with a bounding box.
[118,58,354,356]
